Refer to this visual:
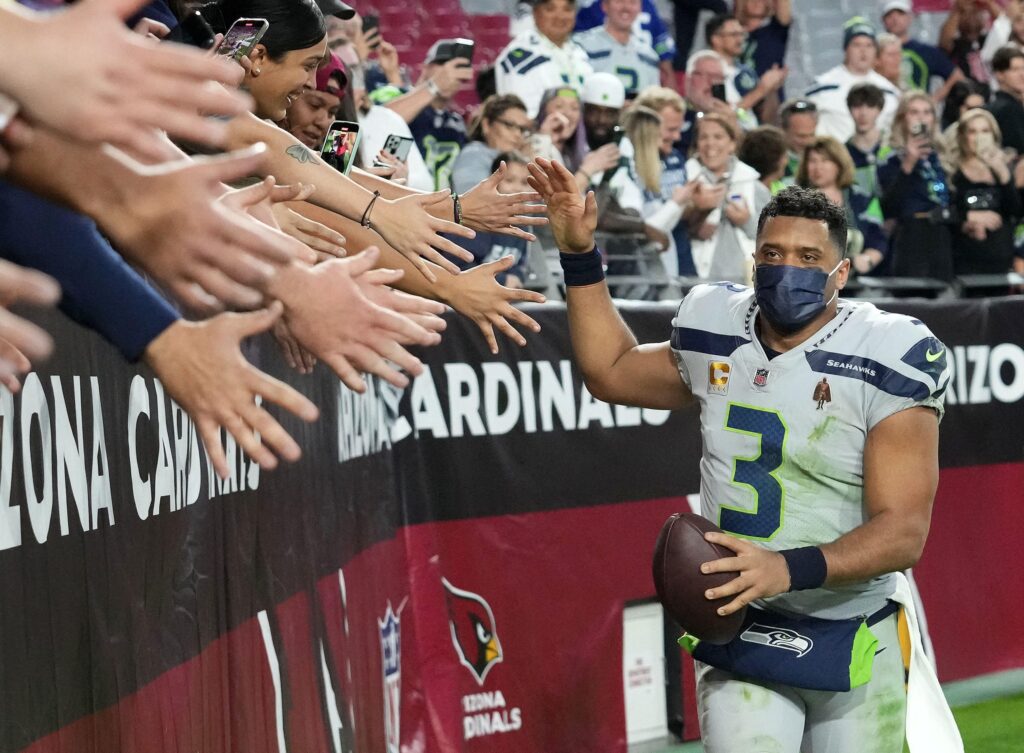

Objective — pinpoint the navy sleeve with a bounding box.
[0,183,179,361]
[923,43,955,80]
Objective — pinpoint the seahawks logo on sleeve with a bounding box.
[498,46,550,76]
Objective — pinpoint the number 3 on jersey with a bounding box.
[720,403,787,540]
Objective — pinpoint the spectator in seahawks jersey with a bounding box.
[736,0,791,83]
[574,0,677,86]
[574,0,661,98]
[706,13,786,125]
[881,0,963,101]
[845,83,888,199]
[380,39,473,190]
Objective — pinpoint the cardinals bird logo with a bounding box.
[442,577,503,685]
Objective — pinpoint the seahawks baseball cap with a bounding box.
[581,72,625,109]
[315,0,356,19]
[843,16,877,48]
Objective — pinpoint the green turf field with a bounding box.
[955,693,1024,753]
[653,692,1024,753]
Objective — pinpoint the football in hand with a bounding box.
[652,512,746,644]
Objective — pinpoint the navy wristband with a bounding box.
[780,547,827,591]
[559,247,605,286]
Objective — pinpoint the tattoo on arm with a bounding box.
[286,144,320,164]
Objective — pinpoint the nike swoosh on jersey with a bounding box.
[925,348,945,362]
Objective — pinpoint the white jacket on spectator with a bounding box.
[495,30,593,118]
[806,65,900,143]
[684,156,765,282]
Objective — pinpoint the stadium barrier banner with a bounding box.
[1,298,1022,752]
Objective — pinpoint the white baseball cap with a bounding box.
[581,72,626,109]
[881,0,912,17]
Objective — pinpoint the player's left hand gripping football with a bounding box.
[699,532,794,617]
[526,158,596,254]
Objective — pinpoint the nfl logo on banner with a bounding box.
[753,368,769,387]
[379,602,403,753]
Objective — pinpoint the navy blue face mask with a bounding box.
[754,261,842,335]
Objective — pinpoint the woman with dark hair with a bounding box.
[218,0,328,121]
[532,86,583,170]
[451,94,532,193]
[942,78,990,130]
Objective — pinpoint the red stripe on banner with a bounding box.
[19,462,1023,751]
[913,461,1024,681]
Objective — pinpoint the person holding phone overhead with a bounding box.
[384,38,475,190]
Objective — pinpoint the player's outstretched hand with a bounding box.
[269,248,442,393]
[1,0,250,155]
[142,303,319,478]
[699,531,793,617]
[370,190,477,281]
[526,158,597,254]
[461,161,548,242]
[0,259,60,384]
[441,256,545,355]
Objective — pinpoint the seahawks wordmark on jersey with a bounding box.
[670,283,948,621]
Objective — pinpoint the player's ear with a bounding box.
[835,256,851,291]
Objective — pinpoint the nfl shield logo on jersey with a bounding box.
[379,601,403,753]
[707,361,731,395]
[753,368,770,387]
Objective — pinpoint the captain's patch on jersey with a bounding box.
[708,361,731,395]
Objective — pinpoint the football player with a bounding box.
[527,157,958,752]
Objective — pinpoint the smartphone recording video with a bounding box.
[321,121,361,175]
[711,83,727,103]
[216,18,270,62]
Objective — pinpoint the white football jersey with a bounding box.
[573,26,660,95]
[805,65,901,143]
[494,31,594,118]
[670,283,948,620]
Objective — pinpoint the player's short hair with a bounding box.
[757,186,848,259]
[846,82,885,110]
[992,45,1024,73]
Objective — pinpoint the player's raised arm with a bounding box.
[527,158,692,410]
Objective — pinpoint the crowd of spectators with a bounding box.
[2,0,1024,475]
[460,0,1024,296]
